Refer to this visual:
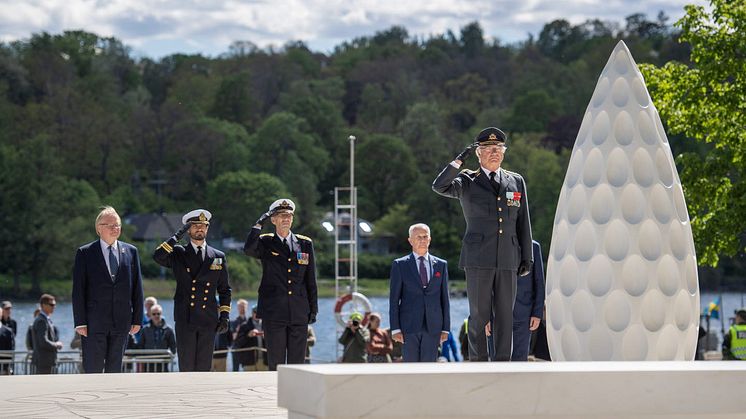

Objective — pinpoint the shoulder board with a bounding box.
[503,169,521,177]
[296,234,312,242]
[260,233,274,238]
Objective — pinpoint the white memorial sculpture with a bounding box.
[545,41,700,361]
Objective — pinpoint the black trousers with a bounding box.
[82,330,128,373]
[465,268,517,361]
[175,322,215,372]
[264,320,307,371]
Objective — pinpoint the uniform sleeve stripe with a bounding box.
[157,242,173,253]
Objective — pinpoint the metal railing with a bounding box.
[0,349,175,374]
[0,347,271,374]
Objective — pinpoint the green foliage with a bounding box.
[3,12,742,291]
[640,0,745,266]
[354,134,417,220]
[206,171,292,238]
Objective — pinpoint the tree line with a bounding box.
[1,5,743,296]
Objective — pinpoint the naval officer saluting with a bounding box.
[244,199,318,371]
[154,209,232,372]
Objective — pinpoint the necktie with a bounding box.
[283,238,290,252]
[418,256,428,288]
[108,245,119,279]
[197,246,203,262]
[489,171,500,194]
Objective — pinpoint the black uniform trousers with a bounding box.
[82,331,129,373]
[176,322,215,372]
[264,320,307,371]
[465,268,517,361]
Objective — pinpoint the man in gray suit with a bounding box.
[32,294,63,374]
[433,127,533,362]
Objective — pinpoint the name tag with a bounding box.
[737,331,746,339]
[297,252,309,265]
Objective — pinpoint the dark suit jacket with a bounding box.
[514,240,546,321]
[233,317,267,365]
[433,165,533,269]
[0,324,13,350]
[153,238,232,328]
[244,229,318,325]
[389,253,451,334]
[31,314,58,368]
[72,240,144,333]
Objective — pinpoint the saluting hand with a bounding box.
[454,142,478,165]
[174,223,190,240]
[254,211,273,228]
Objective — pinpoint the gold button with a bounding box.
[204,290,209,294]
[202,305,206,309]
[498,208,503,212]
[191,295,195,299]
[497,197,501,201]
[204,297,208,301]
[288,280,292,284]
[191,287,196,291]
[288,258,292,262]
[192,280,196,284]
[499,218,503,222]
[206,282,210,286]
[288,291,293,295]
[190,302,195,307]
[287,269,291,273]
[499,229,503,234]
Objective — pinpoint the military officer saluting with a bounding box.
[433,127,533,362]
[154,209,231,372]
[244,199,318,371]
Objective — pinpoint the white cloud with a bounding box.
[0,0,709,58]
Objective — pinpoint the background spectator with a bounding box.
[366,313,392,363]
[339,312,369,363]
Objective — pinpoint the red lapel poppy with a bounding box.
[435,271,441,278]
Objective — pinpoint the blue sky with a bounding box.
[0,0,709,59]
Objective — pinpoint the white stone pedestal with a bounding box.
[278,362,746,418]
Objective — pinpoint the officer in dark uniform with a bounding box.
[154,209,231,372]
[244,199,318,371]
[433,127,533,362]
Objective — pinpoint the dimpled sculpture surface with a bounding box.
[546,41,700,361]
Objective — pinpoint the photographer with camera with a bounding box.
[339,312,370,363]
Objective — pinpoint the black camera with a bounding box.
[352,320,360,327]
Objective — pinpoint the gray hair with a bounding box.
[95,206,120,228]
[408,223,431,237]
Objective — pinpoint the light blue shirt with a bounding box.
[99,239,119,276]
[412,252,432,284]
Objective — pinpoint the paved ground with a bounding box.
[0,372,286,418]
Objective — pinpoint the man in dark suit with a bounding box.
[32,294,63,374]
[1,301,17,337]
[234,305,268,371]
[154,209,232,372]
[244,199,318,371]
[389,223,451,362]
[433,127,533,362]
[230,299,250,371]
[73,206,144,373]
[512,240,545,361]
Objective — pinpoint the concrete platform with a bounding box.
[278,362,746,418]
[0,372,286,418]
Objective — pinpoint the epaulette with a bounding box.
[503,169,522,178]
[260,233,275,238]
[296,234,312,242]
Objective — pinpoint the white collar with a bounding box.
[480,166,502,178]
[412,252,431,261]
[191,241,208,253]
[100,239,118,254]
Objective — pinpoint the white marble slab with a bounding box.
[278,362,746,418]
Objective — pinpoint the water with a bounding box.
[7,292,744,364]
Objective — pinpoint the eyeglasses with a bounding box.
[478,145,507,154]
[99,223,122,229]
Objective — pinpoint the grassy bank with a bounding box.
[0,275,468,302]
